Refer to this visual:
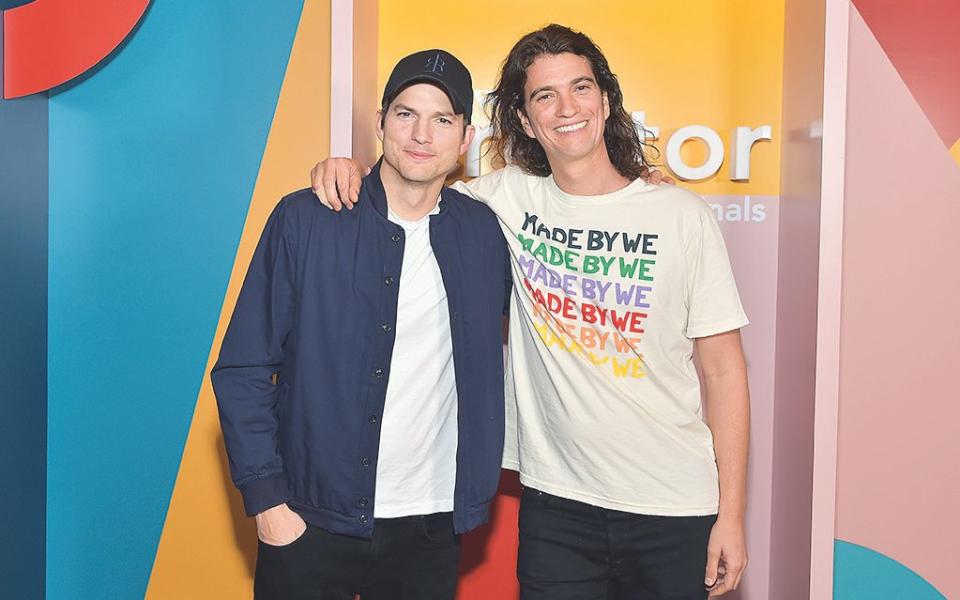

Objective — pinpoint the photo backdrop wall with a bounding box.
[1,1,858,598]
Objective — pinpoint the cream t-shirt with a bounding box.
[453,166,748,516]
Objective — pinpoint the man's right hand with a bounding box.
[310,157,368,211]
[255,503,307,546]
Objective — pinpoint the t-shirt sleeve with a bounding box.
[684,205,749,338]
[452,167,511,208]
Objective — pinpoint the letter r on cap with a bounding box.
[426,53,445,73]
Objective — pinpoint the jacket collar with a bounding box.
[362,157,452,222]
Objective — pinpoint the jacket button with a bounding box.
[359,497,368,507]
[381,323,392,333]
[373,368,384,378]
[368,415,378,424]
[391,233,401,243]
[384,276,394,286]
[361,457,371,467]
[359,514,368,524]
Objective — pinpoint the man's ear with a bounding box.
[602,92,610,120]
[517,109,536,139]
[376,109,385,143]
[459,124,476,157]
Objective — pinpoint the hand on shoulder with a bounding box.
[310,157,369,211]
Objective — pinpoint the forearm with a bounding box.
[210,199,297,514]
[705,367,750,520]
[211,363,290,515]
[696,330,750,594]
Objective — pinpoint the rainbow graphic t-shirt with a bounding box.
[454,167,748,516]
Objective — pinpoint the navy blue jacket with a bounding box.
[211,161,510,537]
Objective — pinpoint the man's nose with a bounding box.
[556,92,579,118]
[412,120,431,144]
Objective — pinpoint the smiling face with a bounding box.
[518,52,611,169]
[377,83,474,186]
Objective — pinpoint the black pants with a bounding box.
[254,512,460,600]
[518,487,716,600]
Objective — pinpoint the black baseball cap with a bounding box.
[381,49,473,124]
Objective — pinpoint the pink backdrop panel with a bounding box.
[834,6,960,598]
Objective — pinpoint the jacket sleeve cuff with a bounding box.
[239,472,292,516]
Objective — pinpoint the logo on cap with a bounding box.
[426,53,446,73]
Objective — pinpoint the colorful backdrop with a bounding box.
[826,1,960,599]
[2,1,789,598]
[3,0,317,597]
[8,0,957,598]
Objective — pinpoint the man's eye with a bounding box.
[438,117,452,125]
[397,111,412,118]
[536,93,553,102]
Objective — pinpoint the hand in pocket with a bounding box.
[256,503,307,547]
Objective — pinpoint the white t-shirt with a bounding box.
[453,167,748,516]
[374,202,458,518]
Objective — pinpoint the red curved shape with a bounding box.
[3,0,151,99]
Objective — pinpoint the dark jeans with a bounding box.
[254,512,460,600]
[518,487,716,600]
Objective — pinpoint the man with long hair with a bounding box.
[312,25,750,599]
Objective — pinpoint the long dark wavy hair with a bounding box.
[485,24,655,179]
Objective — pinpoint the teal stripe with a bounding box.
[835,539,946,599]
[47,3,304,597]
[0,22,47,599]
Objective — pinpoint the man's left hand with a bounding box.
[705,514,748,596]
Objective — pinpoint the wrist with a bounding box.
[717,505,746,523]
[256,503,287,520]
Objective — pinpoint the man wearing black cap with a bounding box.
[212,49,510,599]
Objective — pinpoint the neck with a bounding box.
[379,161,444,221]
[548,146,631,196]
